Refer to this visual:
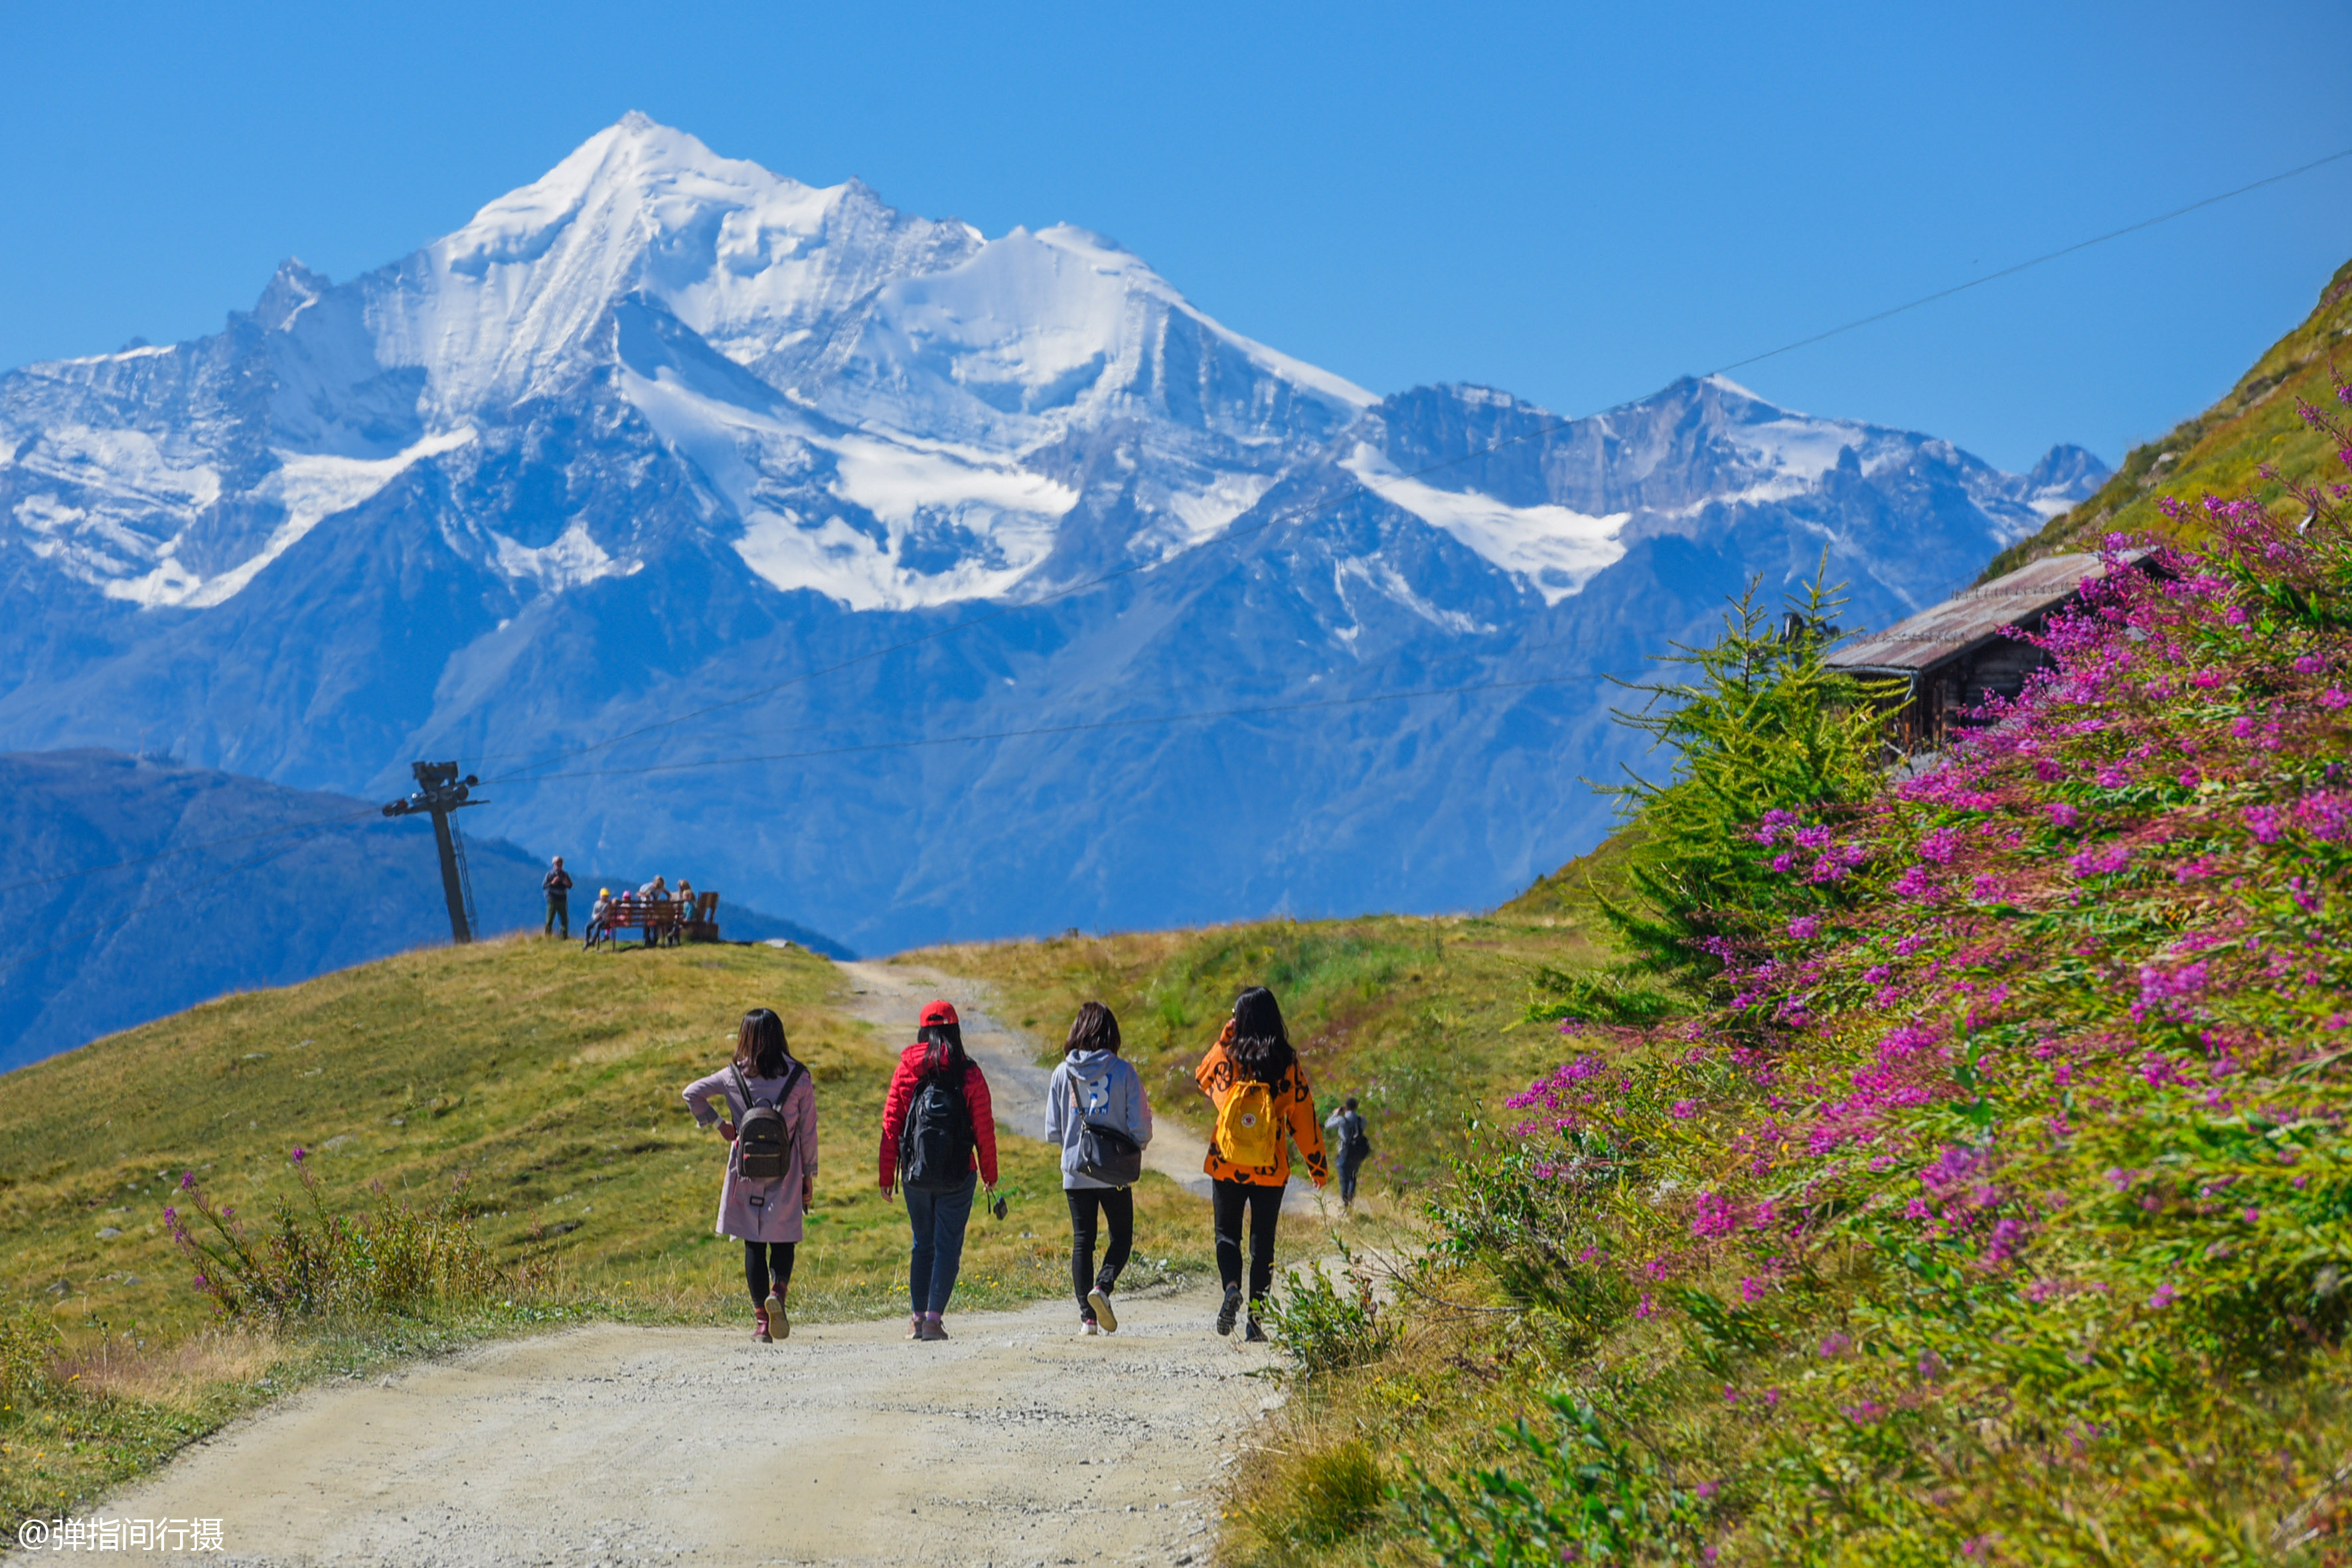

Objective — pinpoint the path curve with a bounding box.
[99,1283,1271,1566]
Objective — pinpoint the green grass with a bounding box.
[1982,253,2352,577]
[0,934,1215,1520]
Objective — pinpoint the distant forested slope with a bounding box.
[0,750,845,1070]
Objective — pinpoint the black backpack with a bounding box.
[900,1065,973,1192]
[1069,1075,1144,1186]
[732,1061,807,1181]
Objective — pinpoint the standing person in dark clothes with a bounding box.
[1324,1096,1370,1212]
[680,1008,818,1344]
[542,856,574,938]
[1195,986,1328,1342]
[1046,1002,1152,1334]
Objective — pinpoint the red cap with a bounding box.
[919,999,959,1028]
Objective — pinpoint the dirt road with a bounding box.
[834,960,1321,1216]
[99,1280,1273,1566]
[85,957,1316,1566]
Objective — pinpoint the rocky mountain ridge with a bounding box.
[0,114,2106,965]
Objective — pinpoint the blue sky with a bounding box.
[3,1,2347,471]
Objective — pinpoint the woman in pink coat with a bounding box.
[681,1008,818,1342]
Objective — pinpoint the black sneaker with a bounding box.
[1243,1316,1268,1343]
[1215,1285,1242,1336]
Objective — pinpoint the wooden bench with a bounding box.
[591,893,722,949]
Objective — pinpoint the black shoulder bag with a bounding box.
[1069,1077,1144,1186]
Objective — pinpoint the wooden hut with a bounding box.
[1826,551,2143,750]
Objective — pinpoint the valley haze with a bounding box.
[0,115,2105,1007]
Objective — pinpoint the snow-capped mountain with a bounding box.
[0,114,2104,972]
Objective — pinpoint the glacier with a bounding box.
[0,112,2107,979]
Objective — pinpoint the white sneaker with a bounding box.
[1081,1319,1100,1336]
[1087,1287,1118,1333]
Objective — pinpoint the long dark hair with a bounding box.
[733,1008,793,1077]
[1228,986,1295,1085]
[1065,1001,1121,1056]
[919,1020,968,1078]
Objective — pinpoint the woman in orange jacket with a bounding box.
[1194,985,1328,1340]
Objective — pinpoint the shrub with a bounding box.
[165,1150,513,1322]
[1265,1244,1397,1375]
[0,1306,58,1407]
[1525,965,1680,1027]
[1411,1395,1717,1566]
[1292,1439,1386,1545]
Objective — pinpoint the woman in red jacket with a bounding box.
[878,1000,998,1341]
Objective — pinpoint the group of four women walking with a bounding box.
[678,986,1331,1342]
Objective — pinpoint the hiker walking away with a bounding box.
[1046,1002,1152,1335]
[879,1000,998,1342]
[1196,986,1328,1341]
[680,1008,817,1344]
[1324,1096,1371,1212]
[542,856,574,939]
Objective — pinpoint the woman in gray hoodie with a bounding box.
[1046,1002,1153,1334]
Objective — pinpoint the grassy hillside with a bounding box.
[0,936,1215,1520]
[1983,254,2352,577]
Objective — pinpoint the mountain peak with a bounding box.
[2024,441,2108,491]
[249,258,329,331]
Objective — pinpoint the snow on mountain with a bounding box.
[0,114,2112,1018]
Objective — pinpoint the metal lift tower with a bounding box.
[381,761,483,943]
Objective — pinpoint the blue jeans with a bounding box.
[905,1172,977,1314]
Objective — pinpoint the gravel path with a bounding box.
[99,1281,1273,1566]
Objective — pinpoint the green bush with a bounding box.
[1265,1245,1397,1375]
[1524,965,1680,1027]
[164,1152,513,1322]
[0,1305,58,1407]
[1292,1439,1386,1545]
[1411,1395,1717,1566]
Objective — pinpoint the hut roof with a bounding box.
[1826,552,2140,676]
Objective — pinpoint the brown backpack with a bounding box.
[732,1061,807,1180]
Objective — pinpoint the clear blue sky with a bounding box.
[4,1,2347,471]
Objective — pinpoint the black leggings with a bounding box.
[744,1241,796,1308]
[1065,1188,1135,1312]
[1211,1178,1283,1302]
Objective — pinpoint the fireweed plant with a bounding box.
[1417,388,2352,1566]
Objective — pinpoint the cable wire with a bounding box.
[1708,145,2352,378]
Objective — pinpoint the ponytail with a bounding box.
[919,1021,967,1078]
